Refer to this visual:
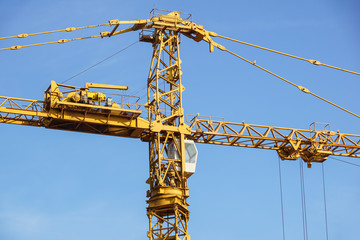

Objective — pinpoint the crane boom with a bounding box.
[2,87,359,164]
[0,81,149,138]
[188,116,360,166]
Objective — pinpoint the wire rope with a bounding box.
[299,161,308,240]
[322,163,329,240]
[222,47,360,119]
[328,156,360,167]
[213,34,360,76]
[130,86,148,97]
[0,23,110,40]
[278,157,286,240]
[0,34,103,51]
[61,41,139,84]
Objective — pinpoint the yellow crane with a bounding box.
[1,9,360,240]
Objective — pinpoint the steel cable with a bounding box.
[221,47,360,119]
[328,156,360,167]
[278,157,286,240]
[213,34,360,76]
[0,34,103,51]
[61,41,139,84]
[0,23,110,40]
[322,163,329,240]
[299,161,308,240]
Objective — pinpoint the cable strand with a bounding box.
[0,34,103,51]
[0,23,110,40]
[214,34,360,76]
[329,156,360,167]
[322,163,329,240]
[299,160,309,240]
[62,41,139,84]
[278,157,286,240]
[222,48,360,119]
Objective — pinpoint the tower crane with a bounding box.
[1,9,360,240]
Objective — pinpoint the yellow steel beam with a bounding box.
[84,82,128,90]
[0,118,43,127]
[188,116,360,163]
[0,96,149,138]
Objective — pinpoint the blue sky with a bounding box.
[0,0,359,239]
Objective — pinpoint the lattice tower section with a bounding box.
[146,29,190,240]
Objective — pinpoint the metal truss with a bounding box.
[145,28,190,240]
[0,96,45,126]
[0,91,149,139]
[188,115,360,165]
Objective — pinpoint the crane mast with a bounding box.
[144,26,190,239]
[1,9,360,240]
